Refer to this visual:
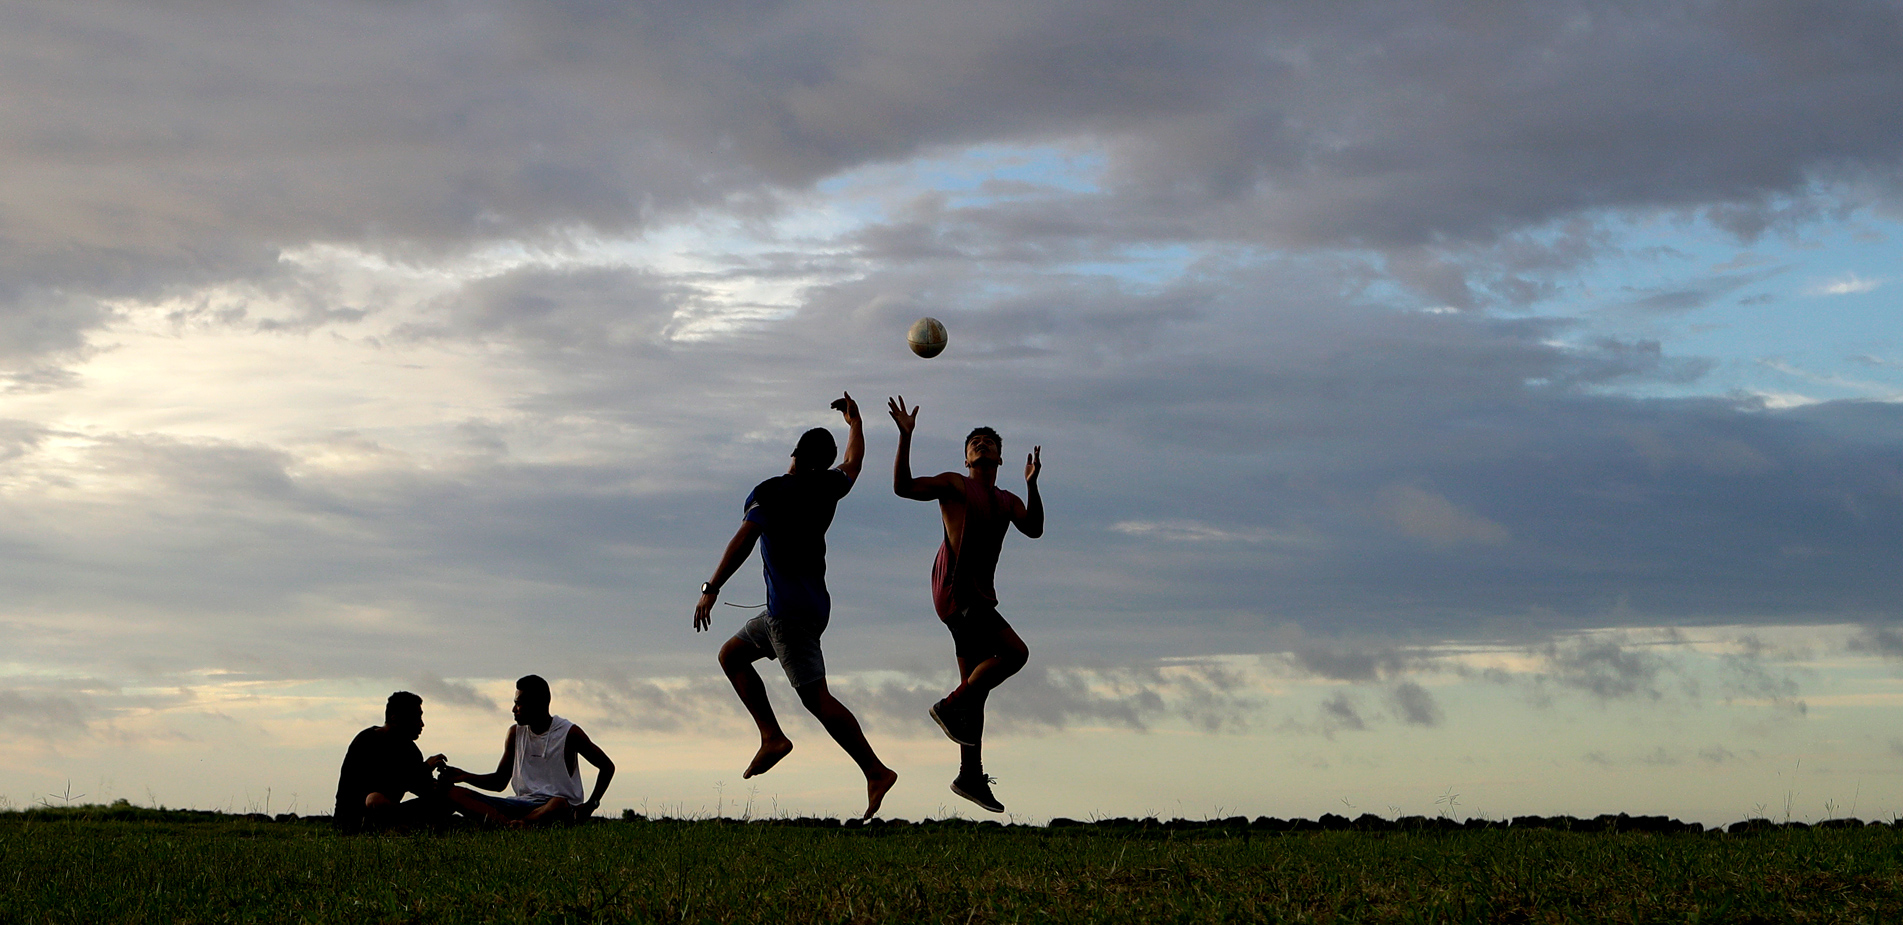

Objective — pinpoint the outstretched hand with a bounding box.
[830,391,861,425]
[1025,445,1041,484]
[693,592,717,632]
[887,396,919,435]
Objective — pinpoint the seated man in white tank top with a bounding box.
[440,674,616,827]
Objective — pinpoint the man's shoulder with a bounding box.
[755,470,850,502]
[347,725,384,747]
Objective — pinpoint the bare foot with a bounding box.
[743,737,794,778]
[863,767,899,819]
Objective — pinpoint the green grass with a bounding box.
[4,807,1902,923]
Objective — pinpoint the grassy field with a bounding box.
[4,806,1902,923]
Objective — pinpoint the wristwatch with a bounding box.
[700,582,720,595]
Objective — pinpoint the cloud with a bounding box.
[1849,625,1903,659]
[1811,274,1884,296]
[0,1,1893,737]
[410,675,499,713]
[0,0,1897,367]
[1111,520,1273,543]
[1608,268,1785,315]
[567,660,1261,739]
[1533,635,1670,702]
[1717,640,1808,716]
[1318,693,1366,735]
[0,689,94,736]
[1387,682,1443,727]
[1372,484,1510,548]
[1285,646,1425,683]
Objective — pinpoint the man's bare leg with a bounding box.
[444,786,527,829]
[945,649,1011,812]
[520,796,572,826]
[719,636,794,777]
[362,792,399,831]
[945,623,1029,708]
[796,680,899,819]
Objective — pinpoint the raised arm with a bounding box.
[566,724,615,821]
[1014,445,1044,538]
[888,396,958,500]
[832,391,865,483]
[694,520,762,632]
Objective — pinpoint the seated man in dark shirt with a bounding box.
[334,691,452,833]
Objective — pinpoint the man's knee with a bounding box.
[365,792,396,809]
[1001,627,1029,668]
[718,637,759,671]
[795,680,835,713]
[983,638,1027,676]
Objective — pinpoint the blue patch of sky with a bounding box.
[1517,211,1901,405]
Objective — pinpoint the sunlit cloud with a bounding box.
[1810,274,1883,296]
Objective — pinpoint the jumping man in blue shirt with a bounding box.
[693,392,898,819]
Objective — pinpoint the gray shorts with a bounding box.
[734,609,828,688]
[466,792,552,818]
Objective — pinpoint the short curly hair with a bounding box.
[385,691,422,722]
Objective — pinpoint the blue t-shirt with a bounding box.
[743,468,854,621]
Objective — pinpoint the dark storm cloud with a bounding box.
[1,1,1901,362]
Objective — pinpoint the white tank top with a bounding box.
[511,715,585,803]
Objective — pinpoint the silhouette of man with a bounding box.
[693,392,899,820]
[439,675,615,827]
[333,691,452,833]
[887,396,1042,813]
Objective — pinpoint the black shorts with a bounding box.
[944,606,1012,662]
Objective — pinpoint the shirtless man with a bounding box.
[439,675,615,827]
[693,392,899,820]
[887,396,1042,813]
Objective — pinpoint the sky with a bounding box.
[3,0,1903,826]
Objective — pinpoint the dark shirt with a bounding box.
[932,476,1016,619]
[743,468,854,621]
[334,725,429,832]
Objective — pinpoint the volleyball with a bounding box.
[907,317,947,358]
